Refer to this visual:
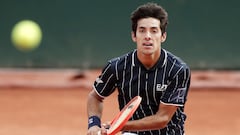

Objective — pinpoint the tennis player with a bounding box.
[87,2,191,135]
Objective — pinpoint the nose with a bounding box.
[145,32,151,40]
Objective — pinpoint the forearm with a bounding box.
[87,90,103,118]
[87,90,104,134]
[122,114,169,131]
[122,104,177,131]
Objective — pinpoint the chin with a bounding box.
[142,50,155,55]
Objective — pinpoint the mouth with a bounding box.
[143,43,153,46]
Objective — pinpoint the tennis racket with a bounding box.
[98,96,142,135]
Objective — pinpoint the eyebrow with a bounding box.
[138,26,159,29]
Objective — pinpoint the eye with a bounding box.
[151,29,158,33]
[139,29,145,33]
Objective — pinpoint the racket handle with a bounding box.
[97,131,101,135]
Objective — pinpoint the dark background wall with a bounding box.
[0,0,239,69]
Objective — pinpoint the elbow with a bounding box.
[160,120,169,128]
[157,116,171,129]
[88,90,103,102]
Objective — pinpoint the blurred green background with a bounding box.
[0,0,239,69]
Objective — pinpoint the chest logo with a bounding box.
[156,84,168,91]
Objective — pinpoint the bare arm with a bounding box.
[87,90,104,134]
[122,103,178,131]
[87,90,104,117]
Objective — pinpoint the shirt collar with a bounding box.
[132,49,167,70]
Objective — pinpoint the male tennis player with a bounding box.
[87,2,191,135]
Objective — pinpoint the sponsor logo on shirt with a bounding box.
[156,84,168,91]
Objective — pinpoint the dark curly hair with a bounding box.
[131,2,168,35]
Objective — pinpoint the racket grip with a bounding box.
[97,131,101,135]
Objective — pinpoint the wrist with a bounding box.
[88,116,101,129]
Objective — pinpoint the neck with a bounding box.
[137,49,161,69]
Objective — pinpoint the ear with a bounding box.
[131,31,136,42]
[161,32,167,43]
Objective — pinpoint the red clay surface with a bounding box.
[0,69,240,135]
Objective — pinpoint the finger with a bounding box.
[102,123,110,129]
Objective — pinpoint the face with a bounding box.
[132,17,166,57]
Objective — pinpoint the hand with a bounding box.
[87,126,101,135]
[102,122,111,130]
[98,123,110,135]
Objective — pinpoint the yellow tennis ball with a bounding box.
[11,20,42,52]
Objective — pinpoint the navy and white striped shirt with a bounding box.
[93,49,191,135]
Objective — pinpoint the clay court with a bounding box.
[0,69,240,135]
